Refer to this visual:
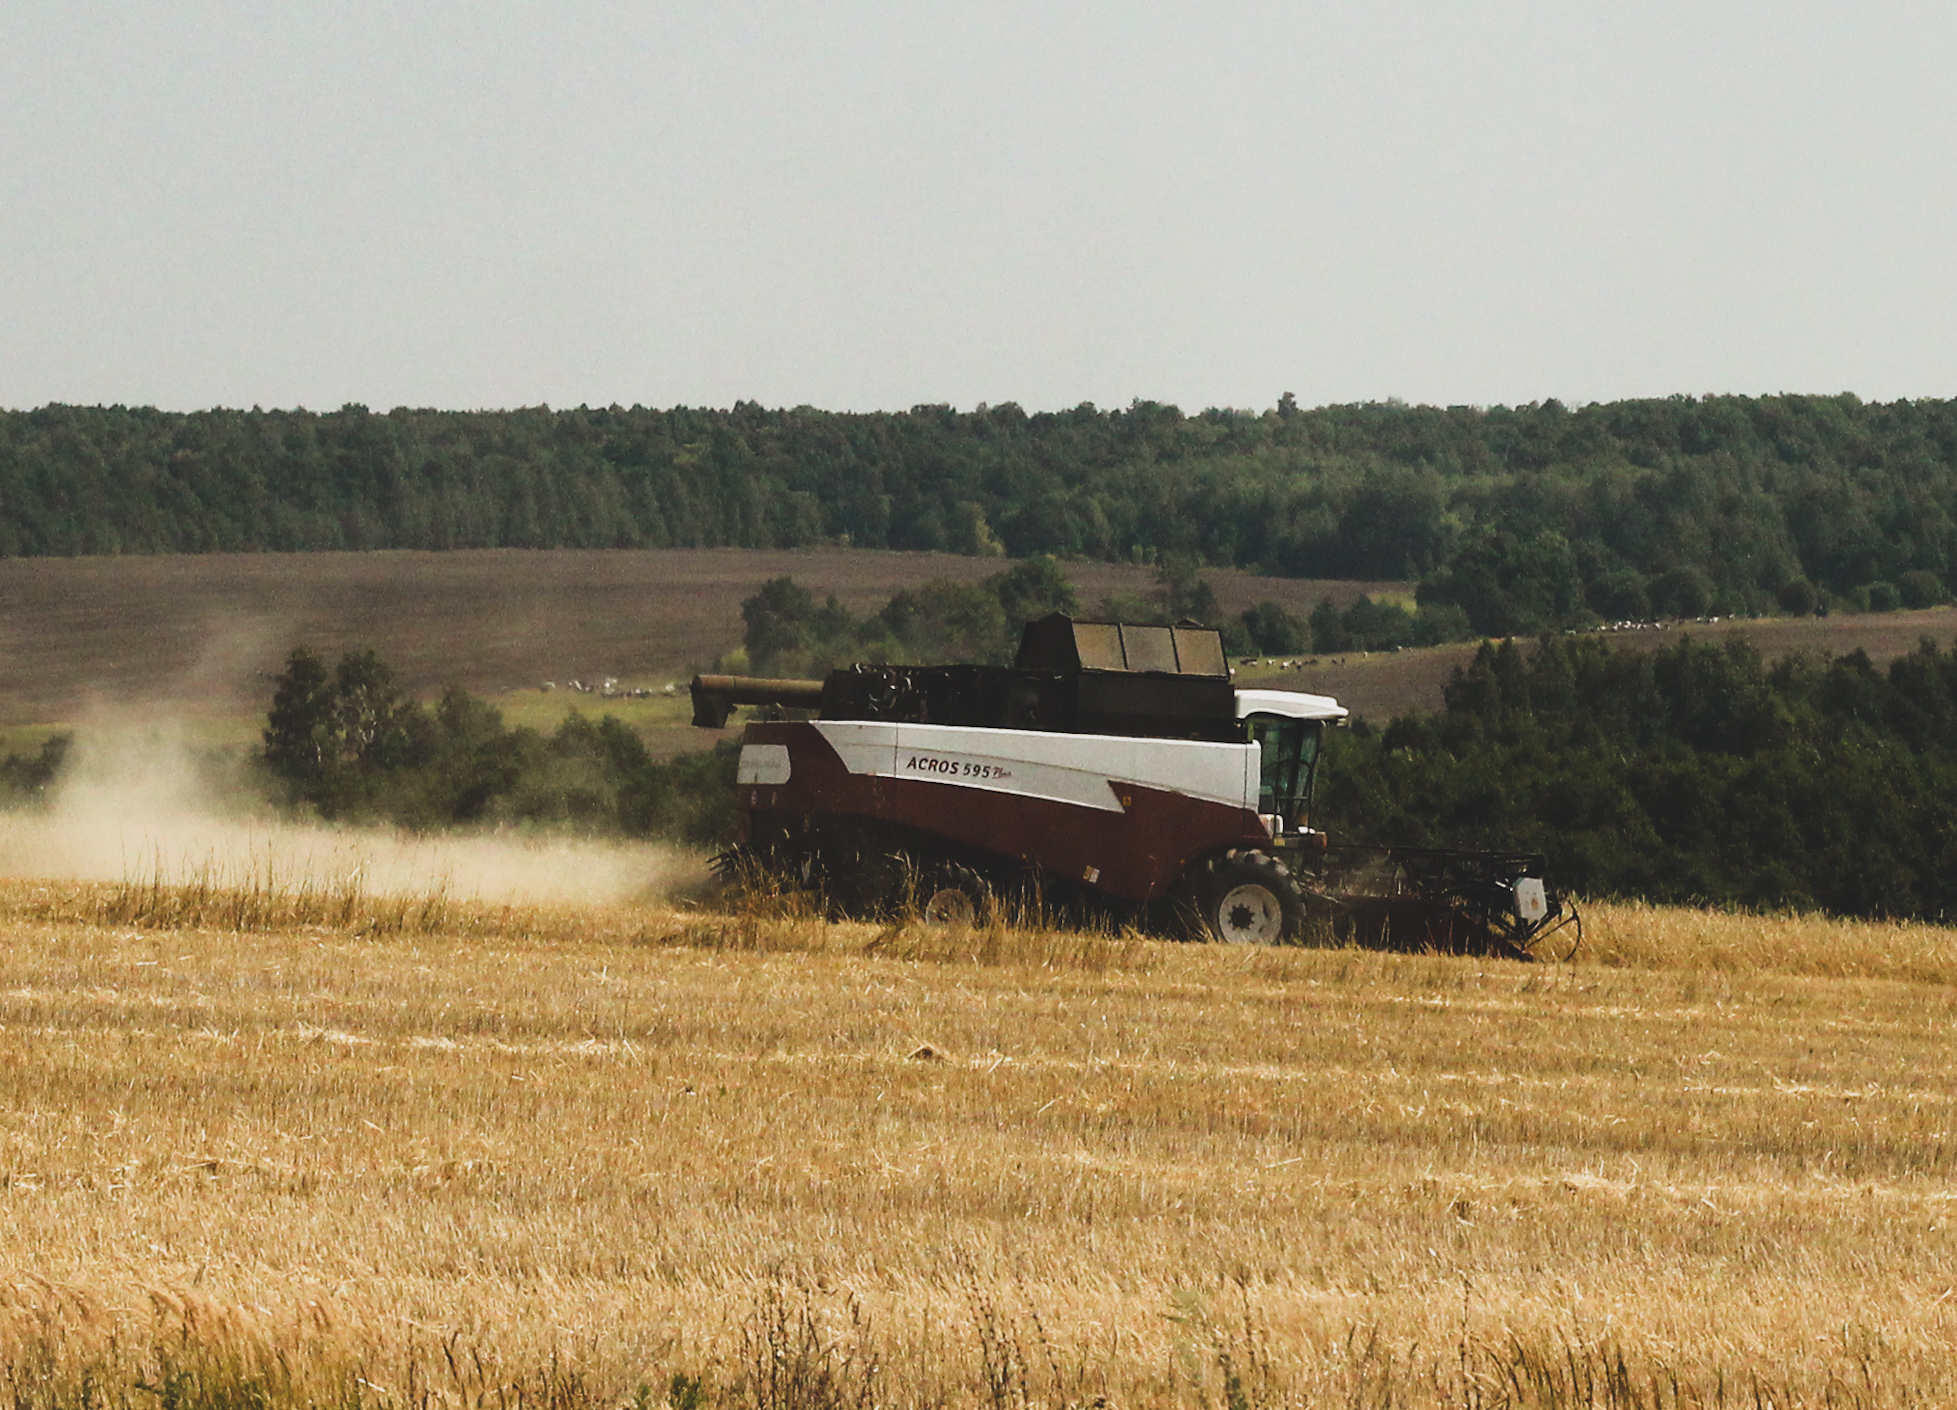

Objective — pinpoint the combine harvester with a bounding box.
[691,615,1578,958]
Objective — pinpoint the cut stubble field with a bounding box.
[3,878,1956,1408]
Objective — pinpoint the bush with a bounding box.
[1777,577,1822,616]
[261,647,741,842]
[1648,566,1714,619]
[0,734,69,802]
[1898,569,1947,609]
[1867,581,1903,613]
[1239,601,1307,654]
[1586,570,1651,622]
[1307,595,1476,654]
[1416,529,1586,636]
[746,559,1078,676]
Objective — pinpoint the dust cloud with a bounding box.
[0,713,702,907]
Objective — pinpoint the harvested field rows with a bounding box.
[0,881,1954,1405]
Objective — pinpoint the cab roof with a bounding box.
[1234,688,1349,723]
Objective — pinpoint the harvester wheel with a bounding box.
[919,864,989,927]
[1189,849,1307,944]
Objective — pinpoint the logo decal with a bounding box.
[904,754,1013,781]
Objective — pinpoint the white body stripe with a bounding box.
[812,720,1258,814]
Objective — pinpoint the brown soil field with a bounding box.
[2,547,1951,752]
[2,877,1956,1406]
[1243,605,1957,722]
[0,549,1400,743]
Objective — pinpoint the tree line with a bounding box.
[1320,632,1957,921]
[6,395,1957,634]
[735,558,1470,675]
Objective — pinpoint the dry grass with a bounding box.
[1582,897,1957,984]
[0,876,1954,1406]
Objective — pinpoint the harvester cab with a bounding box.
[690,613,1577,958]
[1236,690,1330,838]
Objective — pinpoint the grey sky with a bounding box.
[3,1,1952,413]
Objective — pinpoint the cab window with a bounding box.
[1245,715,1322,827]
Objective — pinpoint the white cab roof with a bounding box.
[1234,688,1348,723]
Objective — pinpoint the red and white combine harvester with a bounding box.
[691,615,1578,957]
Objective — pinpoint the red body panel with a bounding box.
[738,720,1268,901]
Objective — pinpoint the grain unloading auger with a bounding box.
[691,615,1580,959]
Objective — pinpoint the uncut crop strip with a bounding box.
[0,889,1955,1406]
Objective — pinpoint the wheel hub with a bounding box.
[1215,883,1283,943]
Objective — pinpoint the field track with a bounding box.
[2,880,1956,1405]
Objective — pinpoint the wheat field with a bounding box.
[1,876,1955,1408]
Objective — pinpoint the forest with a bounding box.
[5,394,1957,635]
[1321,632,1957,920]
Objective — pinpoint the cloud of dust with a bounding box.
[0,712,701,907]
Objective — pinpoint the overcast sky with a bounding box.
[2,1,1952,414]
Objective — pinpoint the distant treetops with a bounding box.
[4,394,1953,632]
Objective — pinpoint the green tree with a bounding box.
[262,647,340,790]
[1240,600,1307,654]
[1897,570,1947,609]
[1416,530,1585,636]
[991,555,1078,624]
[741,577,818,671]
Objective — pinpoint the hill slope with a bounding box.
[0,547,1399,730]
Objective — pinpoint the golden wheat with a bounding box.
[0,876,1953,1406]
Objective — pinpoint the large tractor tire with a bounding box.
[1182,849,1310,944]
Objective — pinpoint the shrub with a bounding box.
[1776,577,1822,616]
[1586,570,1651,622]
[1898,569,1947,609]
[261,648,741,842]
[1648,566,1714,619]
[1239,600,1307,654]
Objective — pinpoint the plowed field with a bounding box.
[0,548,1400,736]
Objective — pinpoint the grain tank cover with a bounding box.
[694,614,1241,744]
[1016,614,1229,677]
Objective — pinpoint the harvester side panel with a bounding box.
[737,720,1267,900]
